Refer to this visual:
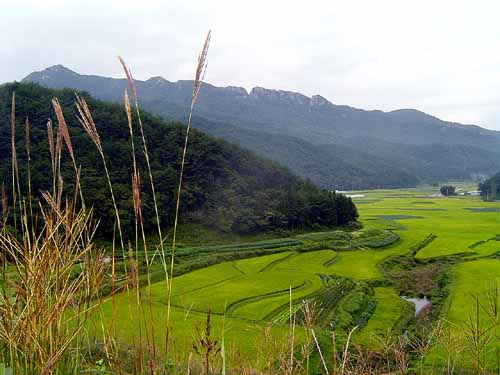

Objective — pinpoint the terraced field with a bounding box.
[102,183,500,370]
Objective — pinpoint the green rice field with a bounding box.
[101,183,500,370]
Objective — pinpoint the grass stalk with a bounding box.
[75,94,124,250]
[165,29,211,356]
[10,93,19,231]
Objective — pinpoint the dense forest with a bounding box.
[0,82,358,236]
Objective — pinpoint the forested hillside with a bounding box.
[23,65,500,188]
[0,82,358,235]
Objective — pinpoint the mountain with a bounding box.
[0,82,358,235]
[23,65,500,188]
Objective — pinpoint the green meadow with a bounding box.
[102,183,500,370]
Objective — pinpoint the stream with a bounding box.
[401,296,431,316]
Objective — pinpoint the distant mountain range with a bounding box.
[22,65,500,189]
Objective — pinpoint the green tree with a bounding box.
[440,185,456,196]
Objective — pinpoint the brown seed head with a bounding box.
[52,98,75,164]
[118,56,138,101]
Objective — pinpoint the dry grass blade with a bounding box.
[124,89,133,128]
[24,117,30,161]
[118,57,167,270]
[124,89,140,221]
[311,329,328,374]
[11,92,20,229]
[47,119,55,169]
[166,29,211,355]
[122,71,158,372]
[132,170,141,220]
[46,118,59,201]
[25,118,33,217]
[56,175,63,212]
[118,56,169,367]
[75,94,124,249]
[0,187,106,374]
[10,92,16,188]
[341,326,358,375]
[54,123,63,202]
[41,191,62,218]
[1,183,8,223]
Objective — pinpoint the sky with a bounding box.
[3,0,500,129]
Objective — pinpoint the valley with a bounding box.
[96,183,500,372]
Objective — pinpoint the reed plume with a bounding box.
[52,98,75,165]
[75,94,124,249]
[118,56,169,277]
[52,97,86,209]
[166,29,211,354]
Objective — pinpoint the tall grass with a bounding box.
[167,31,211,356]
[0,31,212,374]
[0,110,106,374]
[114,30,212,370]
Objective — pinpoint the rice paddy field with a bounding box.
[99,183,500,370]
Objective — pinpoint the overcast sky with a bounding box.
[3,0,500,129]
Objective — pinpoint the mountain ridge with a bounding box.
[22,65,448,120]
[21,65,500,188]
[24,65,498,130]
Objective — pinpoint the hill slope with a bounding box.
[0,82,358,235]
[23,65,500,188]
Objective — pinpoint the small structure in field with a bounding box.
[334,190,365,198]
[466,191,481,196]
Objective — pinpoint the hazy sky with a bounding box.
[3,0,500,129]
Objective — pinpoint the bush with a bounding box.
[440,185,456,196]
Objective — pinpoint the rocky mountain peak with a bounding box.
[310,94,332,107]
[250,87,310,105]
[46,64,74,73]
[22,65,77,83]
[146,76,170,85]
[224,86,248,97]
